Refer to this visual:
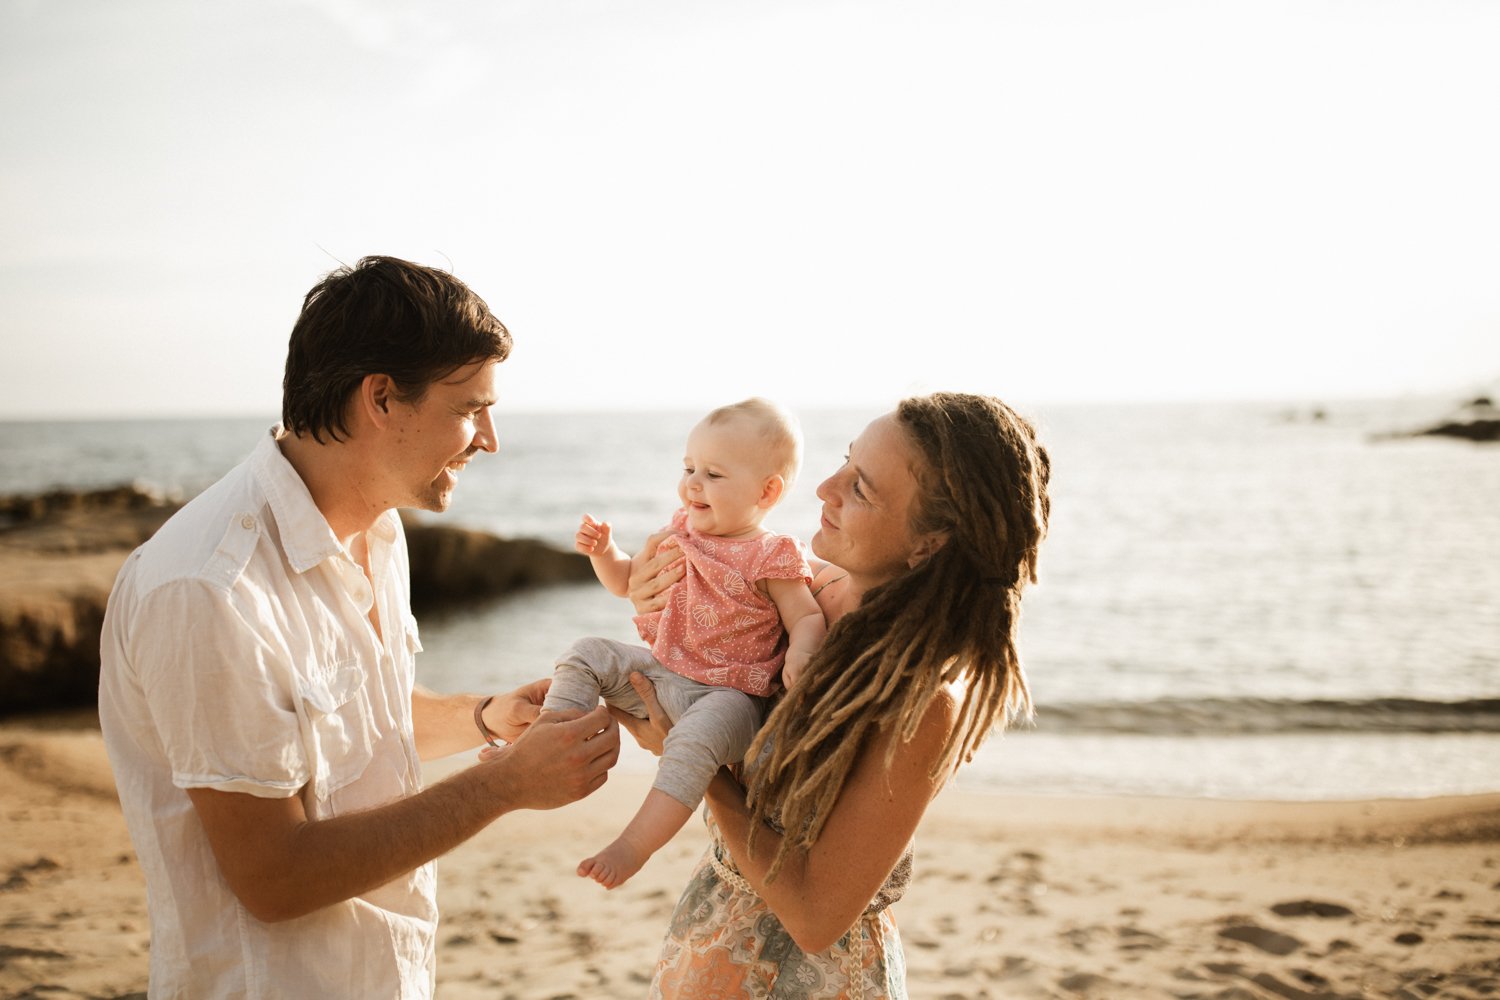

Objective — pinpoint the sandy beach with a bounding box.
[2,714,1497,1000]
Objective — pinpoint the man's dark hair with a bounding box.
[282,256,513,442]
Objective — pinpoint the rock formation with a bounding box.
[0,486,590,717]
[1409,395,1500,443]
[402,515,594,609]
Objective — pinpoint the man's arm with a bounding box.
[410,678,549,761]
[187,706,619,923]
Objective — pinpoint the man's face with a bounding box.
[384,359,500,512]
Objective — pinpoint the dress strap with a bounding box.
[811,572,848,598]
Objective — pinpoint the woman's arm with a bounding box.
[705,687,960,953]
[614,671,954,951]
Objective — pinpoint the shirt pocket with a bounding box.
[299,658,377,802]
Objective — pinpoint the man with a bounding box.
[99,256,620,998]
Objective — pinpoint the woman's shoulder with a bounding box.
[876,682,965,767]
[912,681,964,734]
[808,561,841,590]
[808,562,851,618]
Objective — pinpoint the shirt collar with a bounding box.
[251,426,348,574]
[252,426,402,572]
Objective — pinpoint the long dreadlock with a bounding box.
[744,392,1051,880]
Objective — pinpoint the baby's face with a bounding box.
[678,417,780,538]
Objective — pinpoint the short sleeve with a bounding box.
[752,533,814,585]
[131,578,309,798]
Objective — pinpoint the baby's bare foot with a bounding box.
[577,836,649,889]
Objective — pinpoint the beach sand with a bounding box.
[2,714,1497,1000]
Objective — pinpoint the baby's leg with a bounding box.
[545,637,658,716]
[578,686,761,888]
[577,789,692,889]
[652,686,761,809]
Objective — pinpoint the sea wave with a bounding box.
[1029,696,1500,736]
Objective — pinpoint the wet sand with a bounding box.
[2,716,1497,999]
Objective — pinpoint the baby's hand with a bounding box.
[782,659,803,689]
[576,514,614,556]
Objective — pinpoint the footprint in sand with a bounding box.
[1116,925,1167,951]
[1270,899,1354,919]
[1,856,60,890]
[1056,971,1123,996]
[1217,923,1303,956]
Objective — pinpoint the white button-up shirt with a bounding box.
[100,427,436,999]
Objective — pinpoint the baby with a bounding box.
[545,397,827,888]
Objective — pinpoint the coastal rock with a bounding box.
[0,554,123,714]
[1384,394,1500,443]
[1411,418,1500,443]
[0,487,180,715]
[0,486,590,716]
[0,481,177,530]
[401,515,594,608]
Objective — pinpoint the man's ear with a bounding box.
[907,530,949,568]
[359,374,396,429]
[758,475,786,509]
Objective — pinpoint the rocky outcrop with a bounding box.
[0,487,180,714]
[0,486,589,717]
[1397,395,1500,443]
[402,516,594,608]
[0,552,138,716]
[1412,418,1500,443]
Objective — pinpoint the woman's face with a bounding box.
[812,412,927,587]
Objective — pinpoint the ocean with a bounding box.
[3,398,1497,800]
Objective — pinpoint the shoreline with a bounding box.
[16,703,1500,805]
[2,719,1497,999]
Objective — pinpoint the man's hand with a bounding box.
[576,514,615,556]
[482,677,550,743]
[188,703,622,923]
[487,705,620,810]
[626,530,686,614]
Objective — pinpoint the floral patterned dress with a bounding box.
[651,813,913,999]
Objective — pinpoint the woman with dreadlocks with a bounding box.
[615,392,1050,998]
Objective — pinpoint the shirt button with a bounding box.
[240,515,256,530]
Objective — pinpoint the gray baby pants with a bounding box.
[545,636,764,810]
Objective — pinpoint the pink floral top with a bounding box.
[633,508,813,696]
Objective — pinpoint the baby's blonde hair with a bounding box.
[702,397,803,488]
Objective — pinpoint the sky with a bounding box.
[2,0,1498,419]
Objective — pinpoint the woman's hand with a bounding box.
[626,530,686,614]
[610,671,673,756]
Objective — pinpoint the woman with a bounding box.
[616,392,1050,998]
